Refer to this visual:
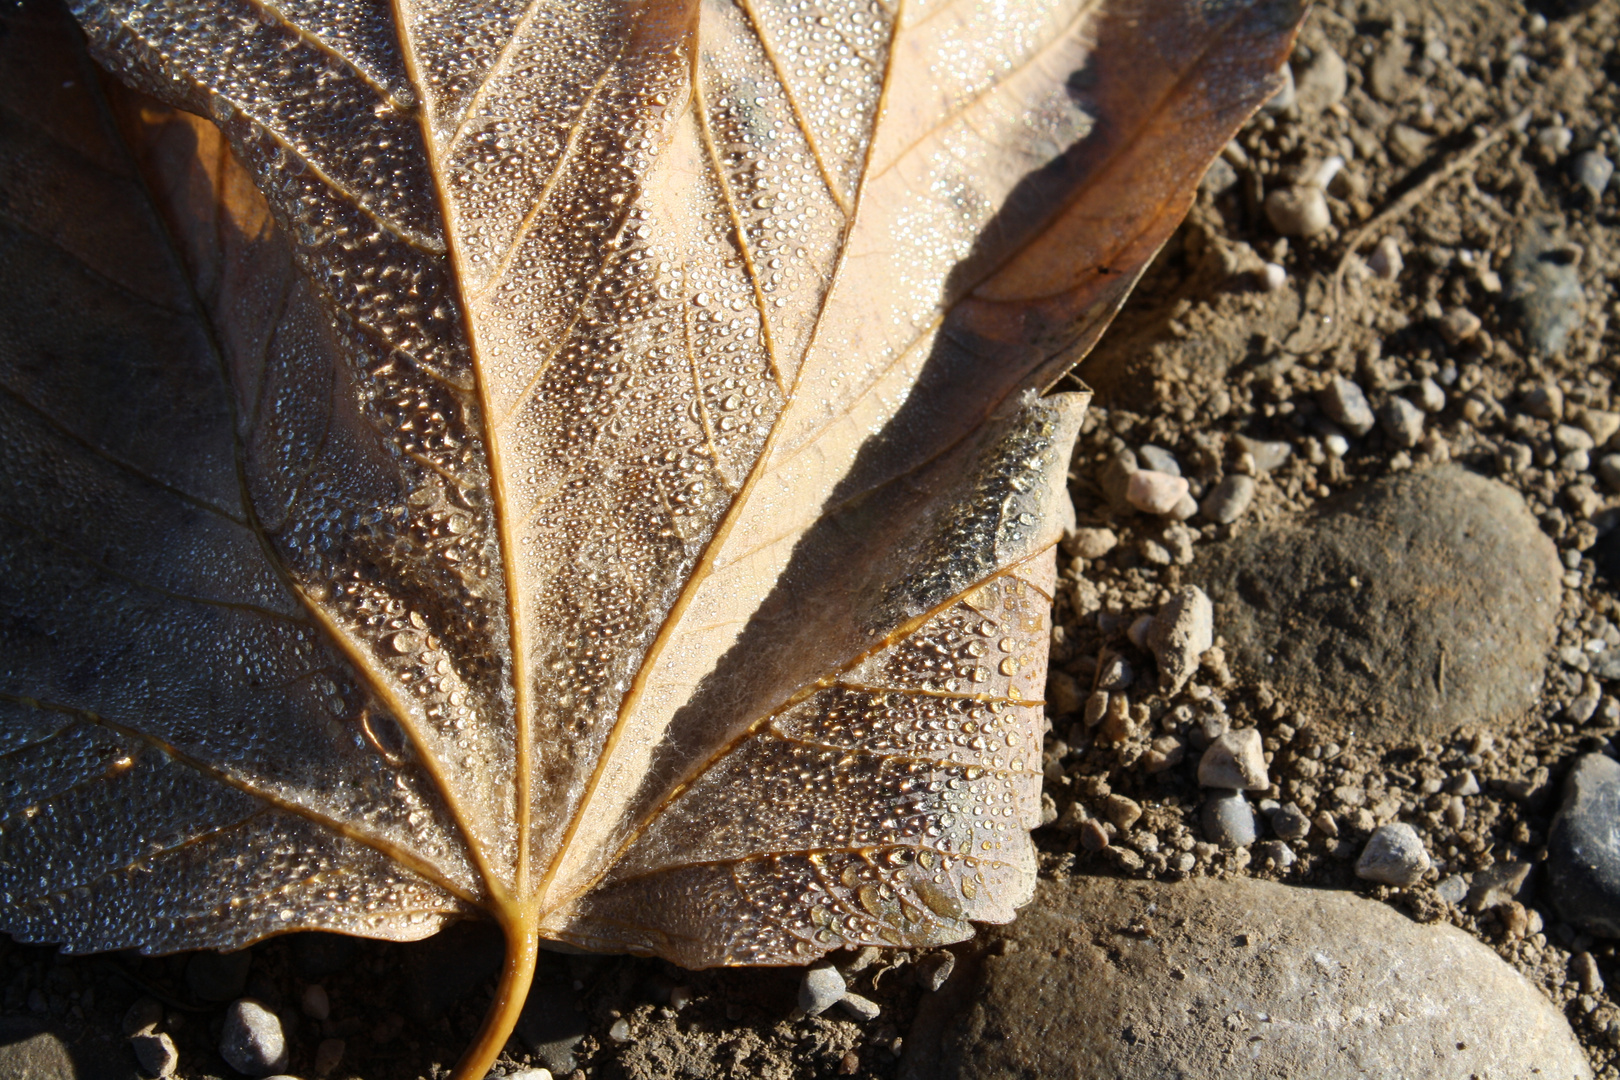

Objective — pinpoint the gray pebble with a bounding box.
[1467,861,1532,913]
[1294,46,1347,113]
[1255,840,1296,868]
[838,992,881,1022]
[1098,654,1134,691]
[1555,424,1596,453]
[1378,396,1425,448]
[1574,150,1614,198]
[122,996,163,1036]
[130,1031,178,1079]
[1202,155,1239,195]
[1319,376,1375,436]
[1269,801,1311,840]
[918,950,956,992]
[1197,728,1268,790]
[1368,236,1403,280]
[1264,184,1331,238]
[1202,789,1257,848]
[799,962,845,1017]
[1200,474,1256,524]
[220,999,289,1077]
[1233,435,1292,472]
[1506,219,1585,357]
[1137,444,1180,476]
[1597,454,1620,492]
[1355,823,1431,887]
[1436,875,1469,905]
[1548,755,1620,936]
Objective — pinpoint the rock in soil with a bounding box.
[1201,789,1257,848]
[1505,217,1586,357]
[1195,466,1561,741]
[219,1000,288,1077]
[1197,728,1269,790]
[1549,754,1620,937]
[900,877,1592,1080]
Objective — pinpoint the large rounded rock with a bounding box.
[1196,466,1560,740]
[903,876,1590,1080]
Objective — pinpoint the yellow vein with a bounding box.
[734,0,853,216]
[869,0,1098,184]
[391,0,534,898]
[532,0,907,913]
[239,0,414,113]
[692,66,786,394]
[0,691,477,905]
[468,63,619,304]
[444,0,548,149]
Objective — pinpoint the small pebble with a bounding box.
[314,1037,347,1079]
[1145,586,1214,695]
[1436,875,1468,905]
[300,983,330,1021]
[1264,184,1331,237]
[1200,474,1256,524]
[1523,383,1564,420]
[1197,729,1269,790]
[1294,46,1347,113]
[1137,444,1180,476]
[1378,396,1424,448]
[122,996,163,1037]
[1573,952,1605,996]
[799,962,845,1017]
[838,993,881,1022]
[1355,823,1431,887]
[1320,376,1375,436]
[1104,793,1143,830]
[1451,770,1480,797]
[1063,526,1118,559]
[1232,435,1291,472]
[1255,840,1295,868]
[917,951,956,992]
[609,1018,633,1042]
[130,1031,178,1079]
[1437,307,1482,344]
[1079,819,1110,853]
[1202,789,1257,848]
[1260,262,1287,292]
[669,985,694,1011]
[1466,861,1532,913]
[220,999,289,1077]
[1367,236,1403,280]
[1269,801,1311,840]
[1416,377,1446,413]
[1573,406,1620,445]
[1596,454,1620,492]
[1126,470,1190,515]
[1573,149,1614,198]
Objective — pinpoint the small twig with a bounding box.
[1287,109,1528,355]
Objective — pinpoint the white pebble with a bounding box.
[1198,729,1269,790]
[1355,823,1431,886]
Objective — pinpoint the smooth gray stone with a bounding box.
[1549,754,1620,936]
[902,877,1591,1080]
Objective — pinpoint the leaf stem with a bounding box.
[450,906,539,1080]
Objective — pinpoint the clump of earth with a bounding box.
[6,0,1620,1078]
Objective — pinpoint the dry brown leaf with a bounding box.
[0,0,1301,1072]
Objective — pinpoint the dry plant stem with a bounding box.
[1294,110,1525,354]
[452,905,541,1080]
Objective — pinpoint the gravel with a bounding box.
[1378,395,1424,447]
[1268,801,1311,840]
[1126,469,1190,514]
